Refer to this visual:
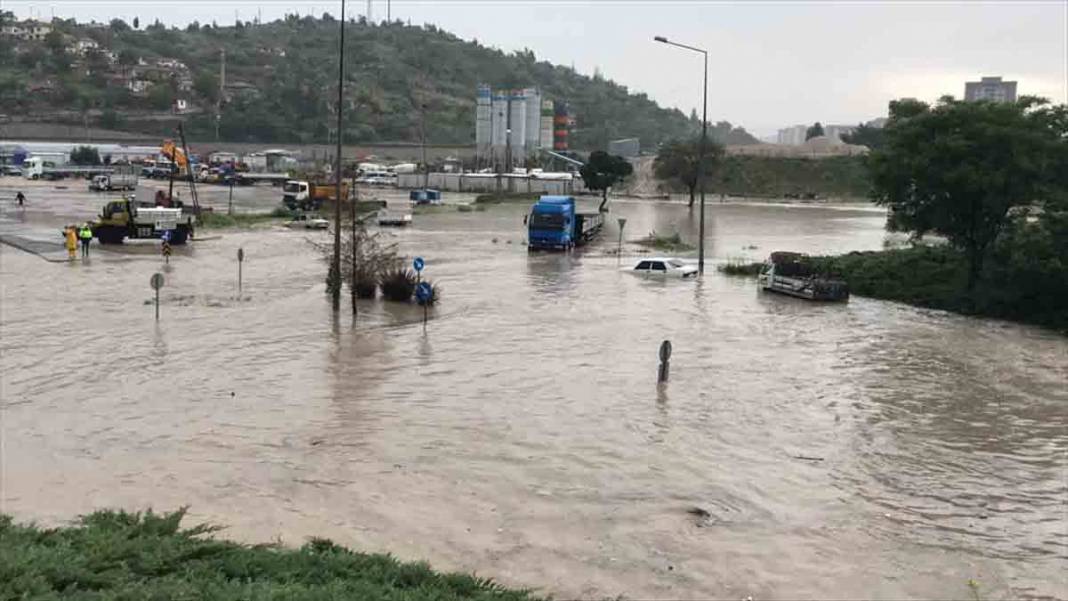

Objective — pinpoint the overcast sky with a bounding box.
[8,0,1067,137]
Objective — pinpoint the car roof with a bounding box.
[641,257,683,263]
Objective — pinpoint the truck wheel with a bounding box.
[97,227,124,244]
[31,174,39,180]
[171,227,190,245]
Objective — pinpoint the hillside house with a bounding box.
[0,21,53,41]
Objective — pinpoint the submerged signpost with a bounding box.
[150,272,164,321]
[237,247,244,298]
[416,281,432,330]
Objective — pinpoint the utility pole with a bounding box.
[421,103,429,191]
[387,0,391,21]
[216,49,225,141]
[329,0,346,311]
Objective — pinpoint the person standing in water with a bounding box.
[78,223,93,258]
[16,191,25,207]
[64,226,77,261]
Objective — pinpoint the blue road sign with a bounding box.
[413,256,425,272]
[161,230,171,243]
[416,282,432,302]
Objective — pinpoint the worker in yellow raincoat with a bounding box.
[64,226,77,260]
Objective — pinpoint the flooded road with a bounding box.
[2,180,1066,599]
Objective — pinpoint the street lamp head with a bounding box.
[654,36,668,43]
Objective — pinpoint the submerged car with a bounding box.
[628,257,699,278]
[284,214,329,230]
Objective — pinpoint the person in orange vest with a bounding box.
[63,226,77,261]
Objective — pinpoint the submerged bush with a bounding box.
[380,268,417,302]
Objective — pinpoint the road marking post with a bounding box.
[237,247,244,298]
[658,340,672,383]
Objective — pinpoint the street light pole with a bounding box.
[329,0,346,311]
[655,35,709,275]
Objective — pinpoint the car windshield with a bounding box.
[529,212,565,229]
[668,260,684,268]
[283,183,300,193]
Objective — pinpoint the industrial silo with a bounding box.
[475,84,492,166]
[553,102,570,151]
[540,99,554,151]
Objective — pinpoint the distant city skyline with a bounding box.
[6,1,1066,137]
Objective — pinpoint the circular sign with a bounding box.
[150,273,165,290]
[659,340,672,362]
[237,247,245,262]
[416,281,433,302]
[160,230,171,243]
[413,256,425,272]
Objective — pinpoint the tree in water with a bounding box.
[652,138,724,206]
[867,96,1066,290]
[580,151,633,212]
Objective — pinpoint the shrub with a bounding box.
[380,268,416,302]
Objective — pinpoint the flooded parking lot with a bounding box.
[1,179,1066,599]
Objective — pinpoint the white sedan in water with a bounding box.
[628,257,699,278]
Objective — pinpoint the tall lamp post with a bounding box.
[329,0,346,311]
[654,35,708,275]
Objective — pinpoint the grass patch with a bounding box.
[474,192,540,205]
[413,204,458,215]
[0,509,537,600]
[807,245,1067,332]
[198,208,290,229]
[634,230,695,252]
[718,260,764,276]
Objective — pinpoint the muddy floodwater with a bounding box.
[1,178,1066,599]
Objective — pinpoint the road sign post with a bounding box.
[413,256,424,285]
[617,217,627,256]
[150,272,164,321]
[161,231,172,264]
[416,281,432,330]
[237,247,244,298]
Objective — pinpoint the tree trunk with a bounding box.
[598,188,609,213]
[966,244,986,292]
[688,185,695,208]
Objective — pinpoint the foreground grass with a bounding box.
[808,246,1067,332]
[718,260,764,276]
[198,208,291,229]
[0,509,538,600]
[474,192,540,205]
[634,230,695,252]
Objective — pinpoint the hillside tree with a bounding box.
[580,151,633,212]
[70,145,101,165]
[653,138,725,206]
[867,96,1065,289]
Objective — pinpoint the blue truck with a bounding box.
[526,195,605,251]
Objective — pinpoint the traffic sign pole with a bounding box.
[150,272,165,321]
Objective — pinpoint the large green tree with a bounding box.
[653,138,725,206]
[805,122,824,140]
[579,151,633,212]
[841,123,885,150]
[867,96,1065,289]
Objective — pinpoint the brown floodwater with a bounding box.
[1,179,1066,599]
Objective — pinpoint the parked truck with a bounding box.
[526,195,605,251]
[23,157,111,180]
[282,180,350,211]
[92,198,196,244]
[88,165,139,191]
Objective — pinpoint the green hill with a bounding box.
[0,12,760,149]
